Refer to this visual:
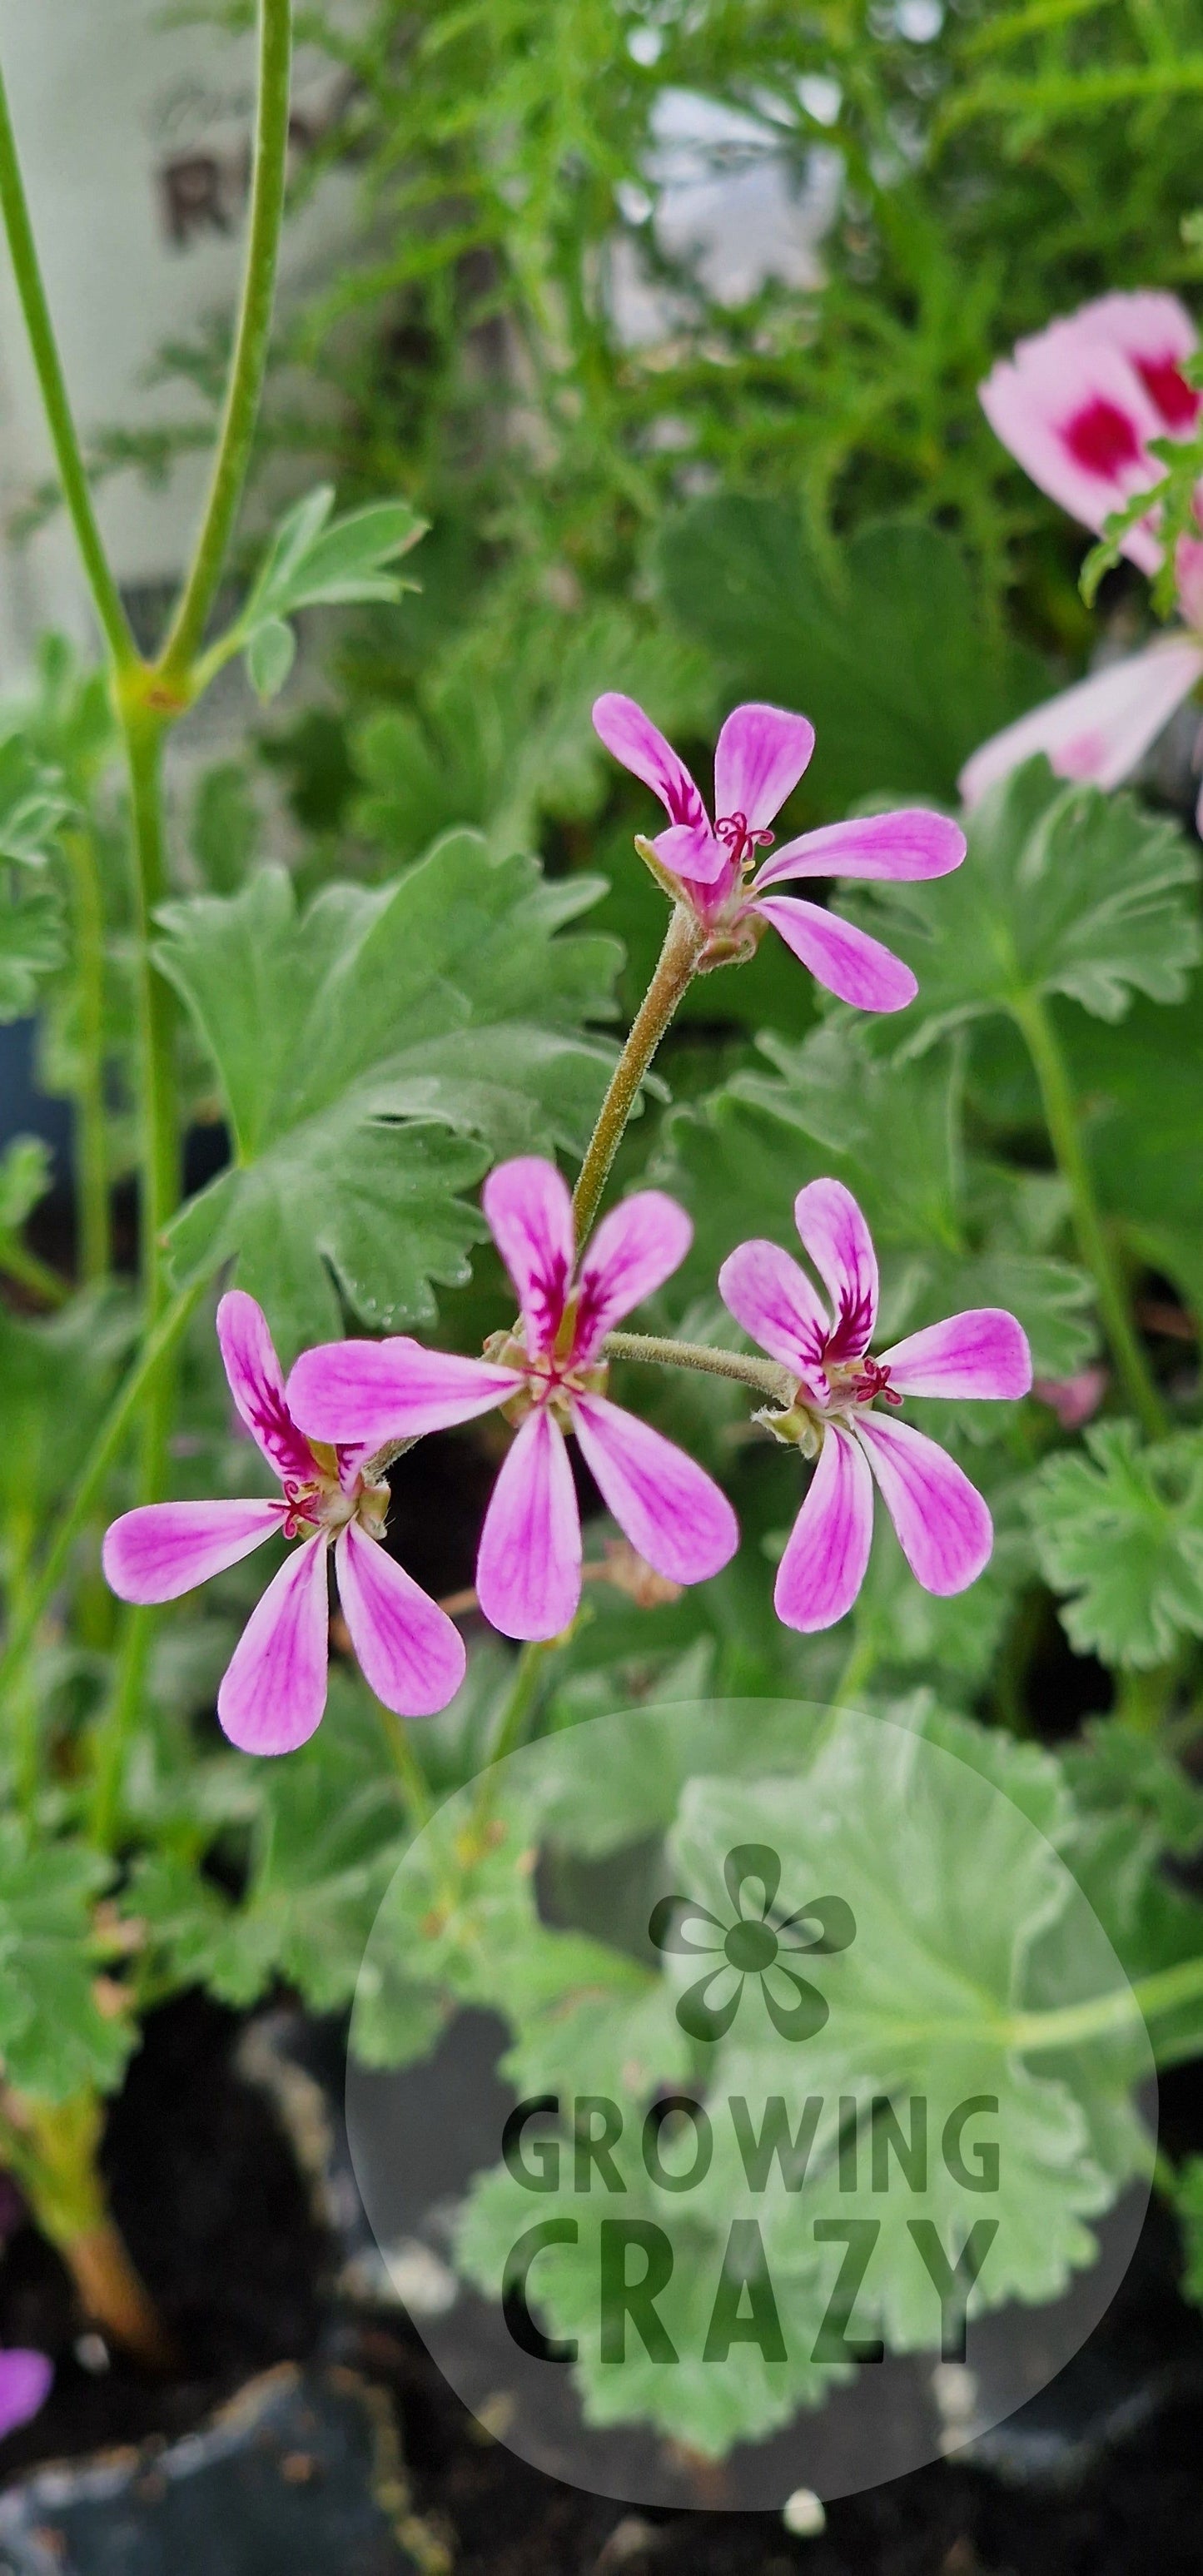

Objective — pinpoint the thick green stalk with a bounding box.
[63,826,111,1283]
[1012,989,1166,1440]
[0,66,133,669]
[0,1283,203,1718]
[157,0,294,678]
[1003,1952,1203,2055]
[121,717,178,1337]
[571,903,703,1247]
[0,1234,68,1307]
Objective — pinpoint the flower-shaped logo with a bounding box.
[649,1844,856,2044]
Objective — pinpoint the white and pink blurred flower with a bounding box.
[103,1292,466,1753]
[287,1156,738,1644]
[0,2345,52,2441]
[963,291,1203,813]
[718,1179,1031,1632]
[592,694,966,1012]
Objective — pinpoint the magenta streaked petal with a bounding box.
[979,325,1164,568]
[591,693,708,833]
[793,1179,878,1359]
[335,1521,466,1717]
[102,1499,286,1605]
[482,1156,575,1357]
[1066,291,1199,432]
[753,895,918,1012]
[217,1531,331,1753]
[574,1191,693,1360]
[854,1413,992,1597]
[0,2349,52,2439]
[287,1339,519,1453]
[880,1309,1033,1401]
[753,808,965,889]
[958,639,1203,808]
[476,1406,582,1641]
[652,819,729,886]
[713,703,815,834]
[571,1393,738,1586]
[717,1237,828,1380]
[216,1290,317,1484]
[773,1422,873,1633]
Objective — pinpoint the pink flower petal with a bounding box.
[793,1180,878,1360]
[287,1339,519,1454]
[483,1156,575,1357]
[217,1531,331,1753]
[713,703,815,834]
[335,1520,466,1716]
[476,1406,582,1641]
[854,1414,992,1597]
[652,820,728,886]
[216,1290,316,1485]
[980,322,1165,569]
[753,895,918,1012]
[0,2349,52,2439]
[958,639,1203,808]
[773,1421,873,1633]
[753,808,965,890]
[880,1310,1033,1401]
[592,693,709,832]
[1034,1366,1108,1430]
[571,1392,738,1585]
[102,1499,286,1604]
[574,1191,693,1360]
[717,1237,828,1381]
[1066,291,1199,433]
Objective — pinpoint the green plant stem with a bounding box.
[0,66,133,669]
[0,1233,68,1307]
[1004,1952,1203,2054]
[0,2090,174,2365]
[602,1329,795,1405]
[1012,988,1166,1440]
[63,826,111,1283]
[157,0,294,679]
[122,717,178,1344]
[376,1699,434,1829]
[571,903,703,1248]
[831,1628,879,1709]
[464,1640,553,1855]
[0,1282,203,1718]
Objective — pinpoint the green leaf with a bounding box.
[246,618,296,704]
[1026,1423,1203,1668]
[0,1291,133,1529]
[1173,2158,1203,2307]
[0,883,66,1019]
[0,1826,131,2100]
[189,761,261,896]
[0,1135,53,1232]
[245,489,427,626]
[0,734,70,866]
[154,838,620,1356]
[657,503,1048,810]
[843,760,1201,1051]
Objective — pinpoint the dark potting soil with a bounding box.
[0,1997,1199,2574]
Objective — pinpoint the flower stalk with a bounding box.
[571,903,703,1247]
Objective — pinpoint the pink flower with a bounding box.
[592,695,965,1013]
[286,1158,739,1644]
[0,2345,52,2439]
[718,1180,1031,1632]
[963,291,1203,811]
[102,1292,465,1753]
[1033,1366,1108,1430]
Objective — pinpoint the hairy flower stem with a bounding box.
[63,827,112,1284]
[1,2091,174,2369]
[602,1330,796,1405]
[1012,990,1166,1440]
[157,0,294,682]
[571,903,703,1247]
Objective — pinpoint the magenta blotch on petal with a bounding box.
[958,638,1203,808]
[752,897,918,1012]
[102,1498,287,1604]
[336,1520,466,1716]
[793,1180,878,1360]
[591,693,709,833]
[217,1530,331,1754]
[482,1156,577,1356]
[716,1238,828,1383]
[773,1423,873,1633]
[880,1310,1032,1402]
[216,1290,317,1484]
[574,1191,693,1360]
[713,703,815,834]
[475,1405,583,1642]
[571,1391,738,1586]
[856,1413,993,1597]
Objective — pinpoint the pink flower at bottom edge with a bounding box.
[718,1179,1031,1632]
[592,694,965,1013]
[286,1157,740,1644]
[0,2346,52,2440]
[102,1292,465,1753]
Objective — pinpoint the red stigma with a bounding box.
[851,1357,901,1407]
[715,811,775,869]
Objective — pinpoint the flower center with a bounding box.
[823,1353,902,1410]
[714,810,775,871]
[724,1918,778,1973]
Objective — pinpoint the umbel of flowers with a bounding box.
[105,699,1032,1749]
